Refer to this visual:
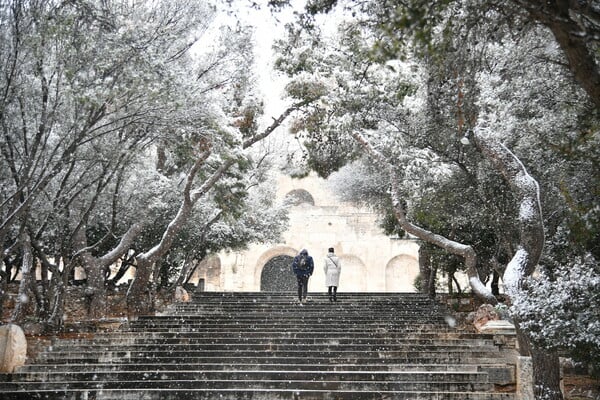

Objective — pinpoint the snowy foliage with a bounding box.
[274,2,600,372]
[512,254,600,367]
[1,0,297,321]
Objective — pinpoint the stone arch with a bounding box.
[336,255,367,292]
[385,254,419,292]
[261,255,296,292]
[255,246,298,292]
[284,189,315,206]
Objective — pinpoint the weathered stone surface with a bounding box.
[517,356,534,400]
[468,304,499,332]
[480,365,516,386]
[0,324,27,373]
[480,320,516,335]
[174,286,190,302]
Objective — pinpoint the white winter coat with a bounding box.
[324,253,341,287]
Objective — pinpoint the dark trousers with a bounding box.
[297,275,309,300]
[328,286,337,301]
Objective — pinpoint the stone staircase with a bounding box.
[0,292,517,399]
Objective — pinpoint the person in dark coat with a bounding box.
[292,249,314,303]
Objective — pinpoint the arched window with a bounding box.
[284,189,315,206]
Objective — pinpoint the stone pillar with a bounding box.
[0,324,27,373]
[517,356,534,400]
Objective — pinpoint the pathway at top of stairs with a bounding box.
[0,292,518,399]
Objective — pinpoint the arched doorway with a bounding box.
[260,255,296,292]
[385,254,419,292]
[338,255,367,292]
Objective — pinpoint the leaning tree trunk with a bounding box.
[127,255,155,316]
[352,132,498,304]
[75,223,143,319]
[44,269,69,331]
[126,152,229,316]
[474,130,563,400]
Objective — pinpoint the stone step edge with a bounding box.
[0,388,515,396]
[35,357,512,365]
[11,369,491,377]
[15,363,486,372]
[0,379,496,390]
[44,341,498,352]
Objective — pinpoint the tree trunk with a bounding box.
[473,133,544,294]
[72,223,143,319]
[452,273,462,294]
[532,347,563,400]
[428,263,437,298]
[72,226,109,320]
[491,270,500,296]
[126,255,155,316]
[44,271,68,331]
[418,245,432,295]
[11,230,34,324]
[516,0,600,109]
[127,197,195,315]
[175,258,194,288]
[84,258,108,319]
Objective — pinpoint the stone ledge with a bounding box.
[479,320,516,335]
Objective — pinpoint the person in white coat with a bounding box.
[324,247,341,302]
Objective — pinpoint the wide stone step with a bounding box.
[131,318,449,325]
[125,321,449,329]
[123,323,451,331]
[13,369,491,383]
[148,311,447,317]
[52,331,497,342]
[187,292,433,299]
[18,362,484,373]
[0,388,516,400]
[51,336,497,348]
[40,351,508,365]
[133,312,448,319]
[167,307,446,314]
[175,303,444,310]
[43,344,500,355]
[2,379,494,392]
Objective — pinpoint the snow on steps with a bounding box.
[0,292,517,399]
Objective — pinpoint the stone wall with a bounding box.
[191,173,421,293]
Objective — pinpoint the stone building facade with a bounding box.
[191,173,421,294]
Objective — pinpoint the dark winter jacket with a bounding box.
[292,249,314,277]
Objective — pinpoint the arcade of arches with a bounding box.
[188,173,421,293]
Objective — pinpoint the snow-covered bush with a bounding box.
[512,254,600,371]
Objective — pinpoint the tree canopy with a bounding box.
[271,0,600,393]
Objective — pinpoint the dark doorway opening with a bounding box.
[260,255,295,292]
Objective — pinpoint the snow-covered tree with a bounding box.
[1,0,217,324]
[273,1,598,398]
[1,0,305,325]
